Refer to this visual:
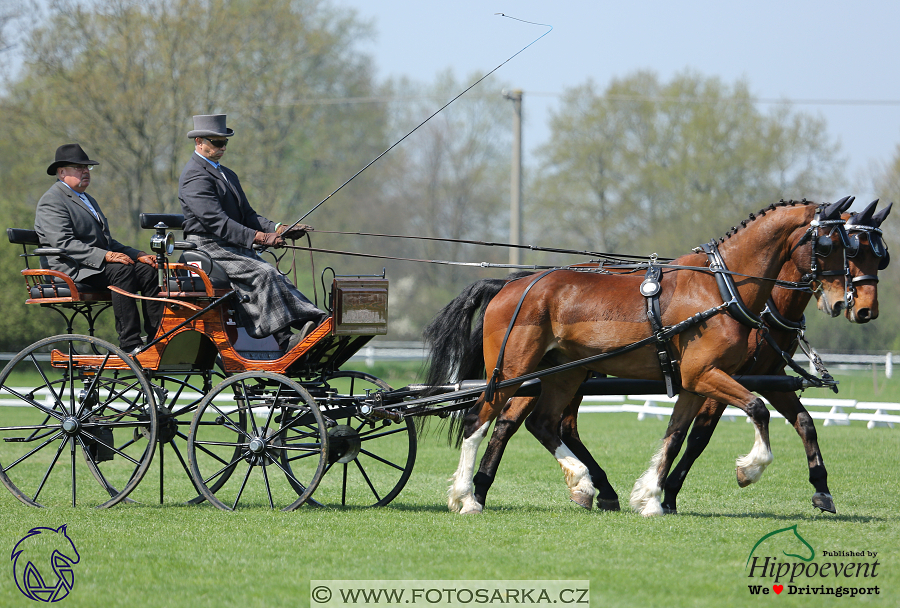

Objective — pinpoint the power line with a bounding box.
[273,92,900,108]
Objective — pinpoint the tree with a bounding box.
[365,71,512,336]
[2,0,386,238]
[529,71,846,258]
[0,0,389,349]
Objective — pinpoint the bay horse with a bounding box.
[424,199,857,515]
[431,200,891,516]
[662,200,891,514]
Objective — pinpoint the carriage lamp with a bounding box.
[150,223,175,256]
[150,222,175,288]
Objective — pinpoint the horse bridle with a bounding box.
[793,206,852,293]
[840,222,890,310]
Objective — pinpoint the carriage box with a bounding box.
[332,278,388,335]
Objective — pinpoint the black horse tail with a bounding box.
[421,271,534,447]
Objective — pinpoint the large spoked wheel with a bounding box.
[187,371,327,511]
[0,335,157,508]
[306,371,417,508]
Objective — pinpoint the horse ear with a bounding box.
[871,201,892,227]
[853,200,879,226]
[823,195,854,219]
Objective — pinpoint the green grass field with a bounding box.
[0,376,897,608]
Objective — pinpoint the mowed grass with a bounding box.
[0,404,897,608]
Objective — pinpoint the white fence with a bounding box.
[576,394,899,429]
[1,387,897,429]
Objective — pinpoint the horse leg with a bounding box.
[558,397,620,511]
[447,400,494,514]
[682,369,774,488]
[522,370,596,509]
[469,397,536,510]
[661,399,726,514]
[762,389,835,513]
[631,392,706,517]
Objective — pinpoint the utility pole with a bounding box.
[503,89,523,266]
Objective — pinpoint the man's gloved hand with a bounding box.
[278,223,312,240]
[135,252,158,268]
[254,231,285,248]
[105,251,134,265]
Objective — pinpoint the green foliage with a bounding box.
[529,71,845,257]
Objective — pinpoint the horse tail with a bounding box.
[421,271,535,447]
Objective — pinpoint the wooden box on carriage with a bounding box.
[331,278,389,336]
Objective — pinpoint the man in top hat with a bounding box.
[35,144,163,354]
[178,114,325,353]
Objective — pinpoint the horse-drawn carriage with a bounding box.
[1,213,415,510]
[0,198,891,514]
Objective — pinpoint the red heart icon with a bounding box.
[773,585,784,594]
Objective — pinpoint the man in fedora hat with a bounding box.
[35,144,163,354]
[178,114,325,353]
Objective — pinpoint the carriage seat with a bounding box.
[171,249,231,291]
[7,228,112,302]
[139,213,231,293]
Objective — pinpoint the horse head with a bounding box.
[842,200,892,323]
[786,196,855,318]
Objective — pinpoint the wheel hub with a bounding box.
[155,407,179,444]
[61,417,81,435]
[327,424,361,464]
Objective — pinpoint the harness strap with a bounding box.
[484,269,560,402]
[700,242,766,330]
[641,260,680,398]
[760,297,804,332]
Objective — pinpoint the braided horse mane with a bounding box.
[716,199,818,244]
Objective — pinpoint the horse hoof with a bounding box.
[661,504,677,515]
[812,492,836,514]
[570,491,593,510]
[735,467,753,488]
[597,498,620,512]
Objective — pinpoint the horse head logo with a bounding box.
[11,525,81,602]
[746,524,815,568]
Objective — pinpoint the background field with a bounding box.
[0,367,897,607]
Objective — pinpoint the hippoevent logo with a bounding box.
[11,525,81,602]
[745,524,880,598]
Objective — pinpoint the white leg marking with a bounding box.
[630,444,664,517]
[554,444,595,506]
[448,421,490,513]
[735,425,773,484]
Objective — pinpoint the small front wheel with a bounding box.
[187,371,327,511]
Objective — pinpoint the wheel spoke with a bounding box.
[262,458,274,509]
[231,462,254,509]
[358,448,405,472]
[32,438,67,503]
[2,430,65,473]
[354,458,381,502]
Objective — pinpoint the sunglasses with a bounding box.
[204,138,229,149]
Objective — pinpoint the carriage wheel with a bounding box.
[0,335,157,508]
[187,371,327,511]
[119,361,238,505]
[305,371,417,508]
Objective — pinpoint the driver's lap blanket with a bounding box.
[186,234,324,338]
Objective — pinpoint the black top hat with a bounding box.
[187,114,235,139]
[46,144,100,176]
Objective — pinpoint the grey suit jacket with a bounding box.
[34,181,140,282]
[178,153,276,249]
